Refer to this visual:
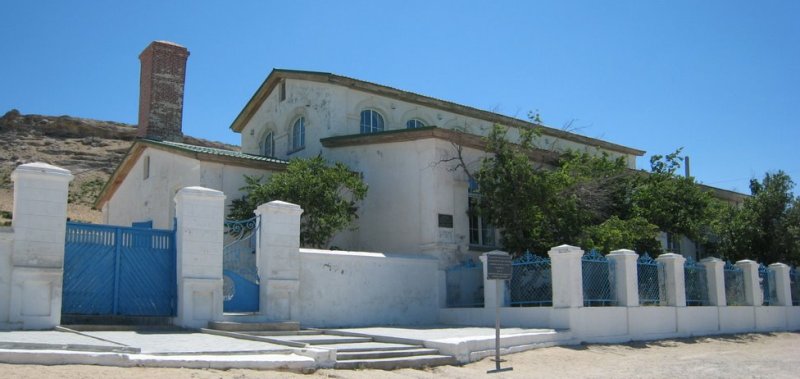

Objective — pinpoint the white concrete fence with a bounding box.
[441,245,800,343]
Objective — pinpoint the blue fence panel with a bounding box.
[791,267,799,306]
[582,250,616,306]
[446,260,484,308]
[637,253,664,305]
[684,257,709,306]
[63,222,176,316]
[723,261,746,306]
[509,251,552,307]
[758,264,776,306]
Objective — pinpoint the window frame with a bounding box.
[360,109,385,134]
[290,116,306,153]
[406,118,425,129]
[262,131,275,157]
[468,178,497,248]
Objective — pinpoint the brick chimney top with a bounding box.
[137,40,190,142]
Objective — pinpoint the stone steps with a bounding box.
[334,354,457,370]
[336,347,441,360]
[206,321,299,332]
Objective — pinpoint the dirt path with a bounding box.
[3,332,799,378]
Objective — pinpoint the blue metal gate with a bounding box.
[223,217,260,312]
[62,222,176,316]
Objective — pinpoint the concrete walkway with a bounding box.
[0,325,572,370]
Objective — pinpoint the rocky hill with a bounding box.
[0,109,238,225]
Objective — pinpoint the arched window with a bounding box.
[360,109,384,134]
[262,131,274,157]
[291,117,305,151]
[406,119,425,129]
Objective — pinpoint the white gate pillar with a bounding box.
[656,253,686,307]
[608,249,639,306]
[768,263,792,306]
[174,186,225,328]
[735,260,761,306]
[548,245,584,308]
[255,201,303,321]
[701,257,726,306]
[7,163,73,329]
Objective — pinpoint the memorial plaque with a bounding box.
[486,254,512,280]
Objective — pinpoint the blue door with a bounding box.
[62,222,176,316]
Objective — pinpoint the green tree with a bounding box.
[229,156,368,248]
[710,171,800,265]
[631,149,715,243]
[578,216,661,254]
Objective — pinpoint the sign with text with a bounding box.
[486,254,512,280]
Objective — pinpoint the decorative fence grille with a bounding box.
[509,251,552,307]
[582,250,617,306]
[445,259,484,308]
[684,257,709,306]
[791,267,800,306]
[758,264,776,306]
[637,253,664,305]
[724,261,746,306]
[222,216,260,312]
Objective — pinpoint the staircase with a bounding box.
[204,323,456,370]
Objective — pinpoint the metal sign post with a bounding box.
[486,253,513,374]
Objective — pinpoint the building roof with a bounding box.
[229,69,646,157]
[94,139,287,209]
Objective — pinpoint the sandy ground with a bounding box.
[2,332,799,378]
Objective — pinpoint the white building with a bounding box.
[97,41,739,264]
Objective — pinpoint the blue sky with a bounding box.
[1,1,798,195]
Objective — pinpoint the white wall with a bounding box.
[104,147,270,229]
[0,228,13,325]
[239,79,638,168]
[297,248,440,327]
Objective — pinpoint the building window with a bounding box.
[262,131,274,157]
[291,117,305,151]
[143,155,150,180]
[279,81,286,101]
[360,109,384,134]
[468,178,496,247]
[666,232,681,253]
[406,119,425,129]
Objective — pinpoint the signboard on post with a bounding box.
[486,253,512,280]
[485,252,513,374]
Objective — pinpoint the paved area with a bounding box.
[78,331,291,354]
[1,332,798,378]
[0,330,121,348]
[333,326,557,343]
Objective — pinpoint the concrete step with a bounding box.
[271,334,372,345]
[334,354,458,370]
[337,347,441,360]
[207,321,300,332]
[240,330,319,337]
[323,341,424,352]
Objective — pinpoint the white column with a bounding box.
[608,249,639,307]
[548,245,584,308]
[8,163,73,329]
[480,251,510,309]
[768,263,792,306]
[735,260,761,306]
[174,186,225,328]
[656,253,686,307]
[255,201,303,321]
[701,257,726,306]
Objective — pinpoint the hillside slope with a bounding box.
[0,109,238,225]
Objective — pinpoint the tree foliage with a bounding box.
[472,124,721,257]
[708,171,800,265]
[229,156,368,248]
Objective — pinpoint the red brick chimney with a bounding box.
[137,41,189,142]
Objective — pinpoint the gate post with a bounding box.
[7,163,73,329]
[174,186,225,328]
[255,201,303,321]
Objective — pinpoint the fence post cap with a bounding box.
[700,257,723,264]
[655,252,685,261]
[768,262,789,269]
[482,250,510,257]
[734,259,758,266]
[608,249,637,257]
